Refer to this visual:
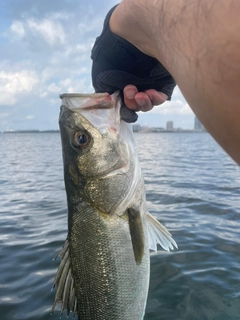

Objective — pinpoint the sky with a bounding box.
[0,0,195,132]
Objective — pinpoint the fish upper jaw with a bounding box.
[60,92,121,135]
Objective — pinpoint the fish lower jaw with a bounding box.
[101,160,130,179]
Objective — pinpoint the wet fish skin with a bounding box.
[52,93,177,320]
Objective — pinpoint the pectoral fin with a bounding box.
[51,238,78,317]
[128,208,145,265]
[147,212,178,251]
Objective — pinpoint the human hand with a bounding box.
[91,5,175,122]
[123,85,168,112]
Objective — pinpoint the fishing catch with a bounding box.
[51,92,177,319]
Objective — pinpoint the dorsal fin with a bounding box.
[51,239,78,317]
[147,212,178,251]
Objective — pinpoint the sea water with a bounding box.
[0,132,240,320]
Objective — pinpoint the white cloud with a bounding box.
[50,12,74,21]
[77,18,103,34]
[47,83,61,93]
[59,78,93,94]
[0,113,10,119]
[27,18,66,45]
[7,17,66,46]
[1,70,38,93]
[26,115,35,120]
[0,0,194,131]
[39,91,48,98]
[149,99,194,115]
[50,98,59,105]
[76,44,91,53]
[0,93,16,106]
[10,21,25,38]
[0,70,38,105]
[41,67,59,82]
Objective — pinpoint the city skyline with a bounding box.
[132,116,205,132]
[2,116,205,134]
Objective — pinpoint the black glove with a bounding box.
[91,5,176,123]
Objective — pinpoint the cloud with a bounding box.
[27,18,66,45]
[77,18,104,35]
[0,0,194,131]
[8,17,66,46]
[0,70,38,105]
[47,83,61,94]
[0,113,10,119]
[142,86,194,116]
[58,78,92,93]
[10,21,25,38]
[26,115,35,120]
[149,100,194,116]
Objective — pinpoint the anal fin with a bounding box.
[51,238,78,317]
[128,208,145,265]
[147,212,178,252]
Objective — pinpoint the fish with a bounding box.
[51,92,177,320]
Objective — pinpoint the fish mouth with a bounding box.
[101,158,130,180]
[60,92,121,137]
[60,92,111,99]
[59,92,117,111]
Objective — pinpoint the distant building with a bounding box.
[140,126,149,132]
[149,127,165,132]
[132,124,141,132]
[166,121,174,131]
[194,117,205,130]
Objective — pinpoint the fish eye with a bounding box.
[72,131,90,149]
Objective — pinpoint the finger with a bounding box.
[123,86,168,112]
[134,90,168,112]
[123,85,140,111]
[144,89,168,105]
[134,92,154,112]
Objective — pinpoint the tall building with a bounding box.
[166,121,174,131]
[194,117,204,130]
[132,124,141,132]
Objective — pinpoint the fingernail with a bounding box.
[125,89,135,99]
[137,99,147,108]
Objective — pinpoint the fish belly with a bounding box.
[69,203,149,320]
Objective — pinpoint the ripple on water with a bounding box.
[0,132,240,320]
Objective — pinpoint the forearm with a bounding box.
[110,0,240,165]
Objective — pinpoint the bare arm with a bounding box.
[110,0,240,165]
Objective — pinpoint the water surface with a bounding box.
[0,132,240,320]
